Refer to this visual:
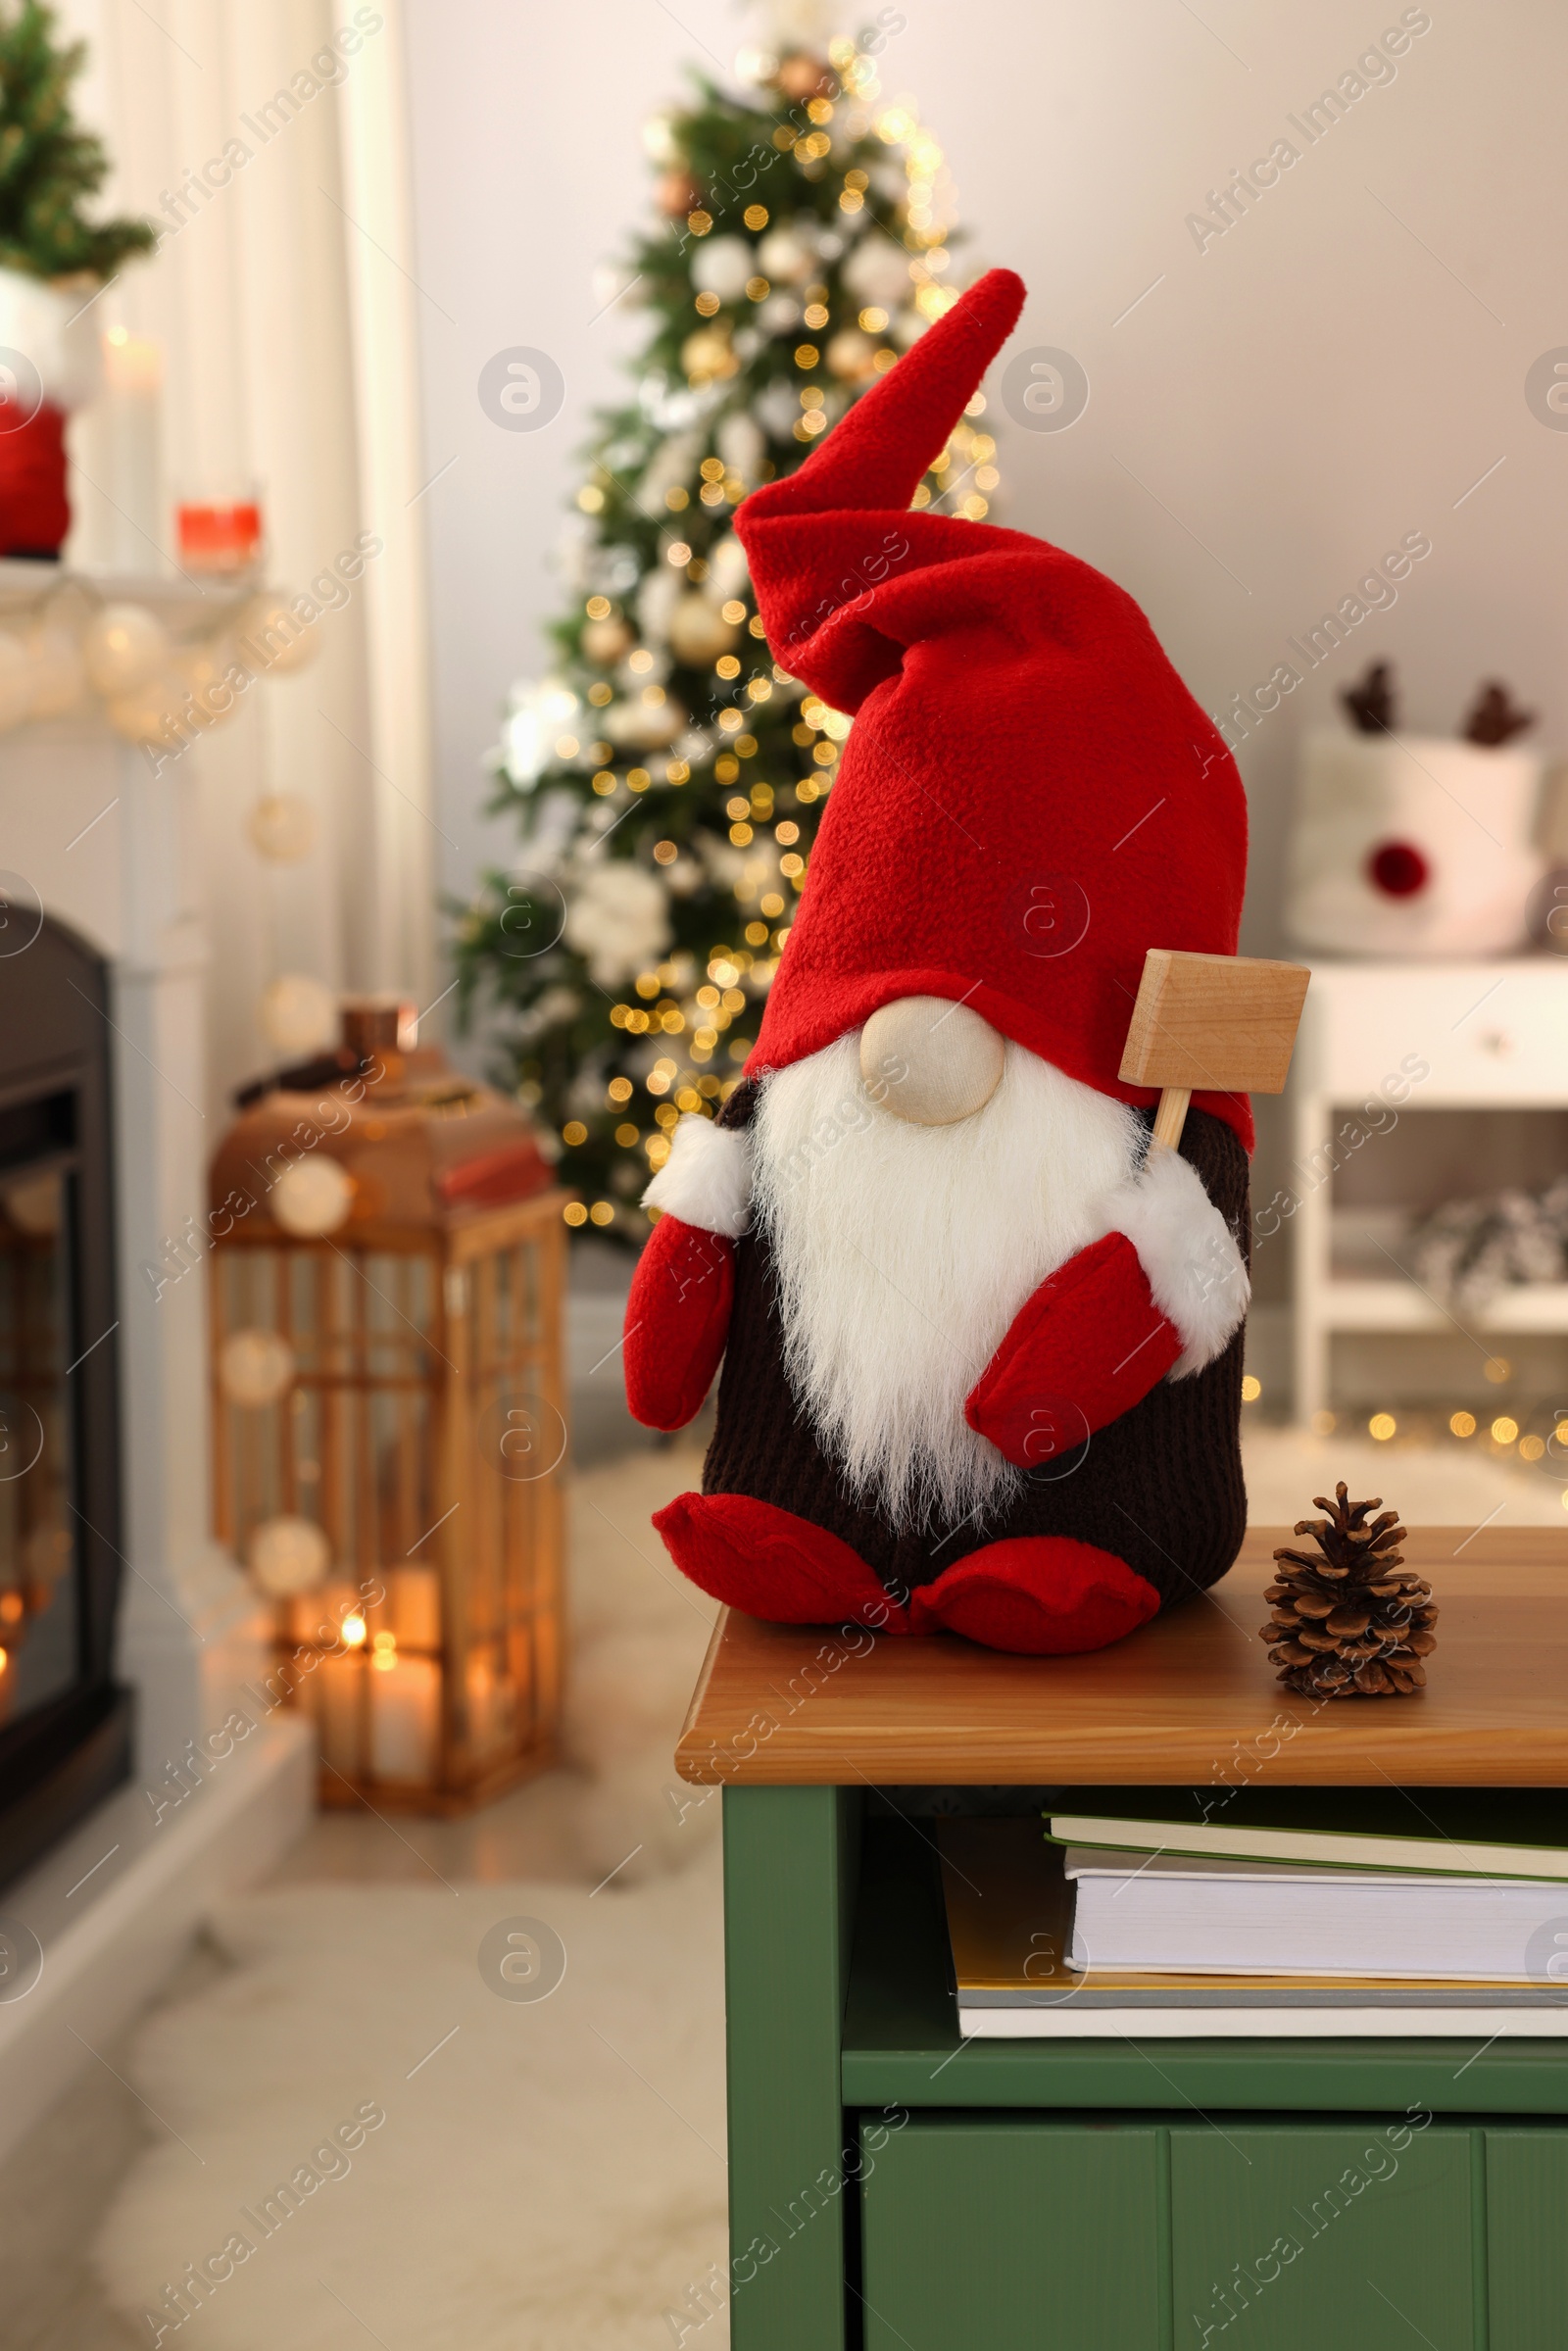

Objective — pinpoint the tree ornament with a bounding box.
[563,862,671,989]
[692,235,753,304]
[83,601,168,695]
[0,632,31,731]
[680,324,737,384]
[667,593,738,666]
[260,972,338,1055]
[248,1513,330,1597]
[654,169,703,217]
[581,613,633,665]
[825,327,878,383]
[271,1154,355,1238]
[601,695,683,752]
[1262,1485,1437,1697]
[843,235,912,312]
[777,52,833,101]
[641,114,678,166]
[247,792,318,862]
[219,1326,296,1407]
[757,223,815,283]
[26,622,86,717]
[238,593,318,676]
[716,412,764,482]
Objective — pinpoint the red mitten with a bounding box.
[623,1214,735,1431]
[964,1231,1180,1467]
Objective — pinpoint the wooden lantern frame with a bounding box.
[212,1187,567,1813]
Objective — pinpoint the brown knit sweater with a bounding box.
[700,1082,1250,1611]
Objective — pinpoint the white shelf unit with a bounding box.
[1289,958,1568,1420]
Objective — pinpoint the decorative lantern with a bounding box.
[210,1000,566,1811]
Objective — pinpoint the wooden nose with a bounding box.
[859,997,1005,1126]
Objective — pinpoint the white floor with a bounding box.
[5,1420,1556,2347]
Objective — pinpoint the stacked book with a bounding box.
[938,1789,1568,2038]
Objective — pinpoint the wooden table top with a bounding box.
[674,1528,1568,1786]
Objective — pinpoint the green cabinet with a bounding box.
[722,1793,1568,2348]
[1486,2131,1568,2349]
[1171,2120,1476,2349]
[854,2112,1568,2349]
[859,2115,1164,2350]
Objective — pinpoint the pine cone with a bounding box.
[1261,1483,1437,1698]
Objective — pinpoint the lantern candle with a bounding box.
[369,1648,439,1782]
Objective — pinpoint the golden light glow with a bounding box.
[1484,1356,1511,1383]
[1520,1434,1545,1461]
[1449,1410,1476,1437]
[1368,1412,1396,1442]
[1240,1375,1261,1402]
[563,1120,588,1146]
[589,1201,614,1226]
[341,1613,368,1646]
[564,1201,588,1226]
[585,596,611,619]
[1492,1416,1520,1445]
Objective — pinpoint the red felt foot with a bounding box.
[908,1535,1159,1655]
[653,1492,909,1633]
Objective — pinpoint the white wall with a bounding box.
[406,0,1568,915]
[404,0,1568,1237]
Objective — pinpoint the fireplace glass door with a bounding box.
[0,1151,78,1727]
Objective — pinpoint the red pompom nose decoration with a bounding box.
[1366,840,1430,898]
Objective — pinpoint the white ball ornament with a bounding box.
[667,594,738,666]
[692,235,754,305]
[248,1513,330,1597]
[238,594,318,676]
[0,633,31,733]
[826,328,878,384]
[219,1327,296,1407]
[581,614,633,665]
[758,225,814,284]
[271,1154,355,1238]
[26,626,86,718]
[246,793,318,862]
[716,412,764,482]
[84,602,170,696]
[261,972,338,1056]
[106,675,179,745]
[172,635,239,726]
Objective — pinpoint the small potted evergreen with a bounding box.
[0,0,153,557]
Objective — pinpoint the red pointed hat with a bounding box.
[735,267,1252,1149]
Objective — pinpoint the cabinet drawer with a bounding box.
[1298,963,1568,1103]
[1171,2119,1472,2349]
[857,2114,1568,2349]
[858,2115,1161,2350]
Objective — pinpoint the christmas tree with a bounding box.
[0,0,154,279]
[454,29,1000,1236]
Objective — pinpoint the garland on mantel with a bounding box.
[0,573,326,751]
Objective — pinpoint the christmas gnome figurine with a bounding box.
[622,267,1253,1655]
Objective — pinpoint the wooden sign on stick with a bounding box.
[1118,949,1309,1151]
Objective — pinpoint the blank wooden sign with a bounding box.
[1119,949,1309,1150]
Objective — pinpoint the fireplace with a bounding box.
[0,908,131,1887]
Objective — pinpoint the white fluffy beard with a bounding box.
[752,1033,1144,1534]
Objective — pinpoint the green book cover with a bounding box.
[1044,1786,1568,1880]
